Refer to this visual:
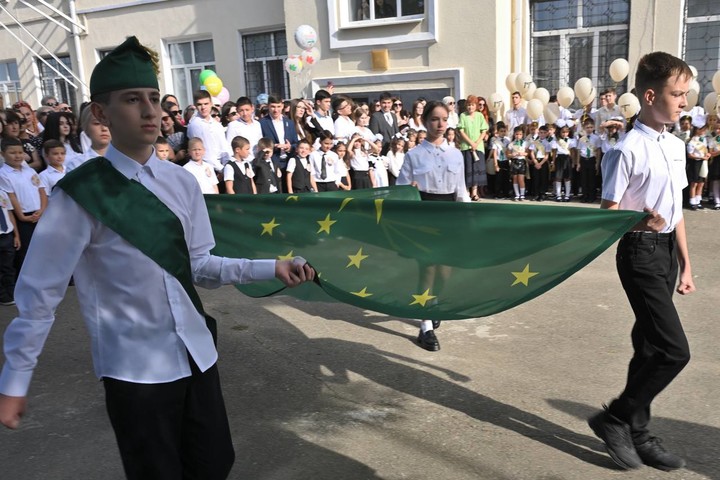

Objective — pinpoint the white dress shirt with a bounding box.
[601,120,687,233]
[504,107,529,131]
[397,140,470,202]
[38,165,65,192]
[309,149,342,183]
[183,160,219,194]
[187,116,231,171]
[0,163,44,212]
[0,144,276,397]
[225,119,263,155]
[333,116,356,142]
[65,148,102,173]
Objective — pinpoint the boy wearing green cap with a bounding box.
[0,37,315,480]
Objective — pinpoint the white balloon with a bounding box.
[684,89,699,111]
[574,77,593,102]
[557,86,575,108]
[526,99,544,120]
[703,92,718,115]
[609,59,630,83]
[488,92,504,113]
[522,82,537,100]
[505,73,519,93]
[689,65,698,79]
[515,72,533,94]
[294,24,318,49]
[689,79,700,94]
[543,104,559,124]
[580,87,597,106]
[618,93,640,119]
[713,71,720,94]
[533,87,550,106]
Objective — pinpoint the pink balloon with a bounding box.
[217,87,230,105]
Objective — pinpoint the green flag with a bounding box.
[206,187,644,320]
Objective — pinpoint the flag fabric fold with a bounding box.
[206,186,644,320]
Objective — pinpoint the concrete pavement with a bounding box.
[1,201,719,480]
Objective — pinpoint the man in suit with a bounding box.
[369,91,398,154]
[259,97,298,192]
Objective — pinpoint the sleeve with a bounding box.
[601,148,632,203]
[457,113,467,131]
[286,157,297,173]
[0,190,92,396]
[368,113,380,134]
[223,164,235,182]
[184,177,276,289]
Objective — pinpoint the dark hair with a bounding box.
[220,101,237,127]
[317,130,334,142]
[235,96,253,108]
[154,136,169,146]
[495,121,507,130]
[297,138,312,148]
[582,117,596,126]
[42,138,65,154]
[314,89,331,102]
[379,92,393,102]
[193,89,212,103]
[635,52,692,103]
[538,125,549,132]
[0,137,22,151]
[420,101,449,126]
[161,94,178,107]
[231,135,249,151]
[42,112,82,153]
[267,96,282,105]
[331,95,353,116]
[3,109,21,127]
[161,107,186,135]
[512,91,521,97]
[600,87,616,96]
[257,137,274,151]
[513,126,524,134]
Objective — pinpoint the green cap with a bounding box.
[90,36,159,97]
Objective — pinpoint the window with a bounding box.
[168,39,215,108]
[242,31,290,104]
[351,0,424,22]
[0,60,21,107]
[530,0,629,107]
[684,0,720,102]
[37,55,74,107]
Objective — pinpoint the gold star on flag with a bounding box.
[316,214,337,234]
[375,199,384,224]
[286,196,299,202]
[511,264,539,286]
[410,289,436,307]
[277,250,294,260]
[346,248,369,268]
[338,197,353,212]
[261,217,281,236]
[351,287,373,298]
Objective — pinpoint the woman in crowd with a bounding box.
[221,102,238,129]
[13,101,42,137]
[2,110,43,171]
[40,111,83,166]
[161,106,188,164]
[457,95,489,201]
[408,99,426,131]
[289,98,315,145]
[352,107,381,155]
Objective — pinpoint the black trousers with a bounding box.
[0,232,16,301]
[14,215,36,278]
[579,157,597,202]
[495,161,511,198]
[608,232,690,445]
[531,162,549,198]
[316,181,339,192]
[104,360,235,480]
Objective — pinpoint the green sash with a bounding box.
[56,157,217,343]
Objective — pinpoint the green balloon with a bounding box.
[199,69,217,84]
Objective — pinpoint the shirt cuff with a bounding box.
[0,365,33,397]
[249,259,276,281]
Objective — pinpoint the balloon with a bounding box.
[294,24,318,49]
[199,69,217,85]
[300,47,321,67]
[211,96,220,105]
[505,73,519,92]
[543,103,560,124]
[574,77,593,102]
[618,92,640,119]
[515,72,533,94]
[533,87,550,106]
[579,87,597,106]
[203,76,223,97]
[703,92,718,115]
[522,82,537,100]
[217,87,230,105]
[684,89,699,112]
[526,99,543,120]
[689,65,698,79]
[609,59,629,83]
[689,79,700,94]
[713,71,720,93]
[284,55,303,75]
[488,92,504,113]
[557,86,575,108]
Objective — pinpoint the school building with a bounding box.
[0,0,718,111]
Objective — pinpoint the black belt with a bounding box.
[622,231,675,242]
[419,191,456,202]
[351,170,369,176]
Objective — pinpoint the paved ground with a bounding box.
[1,200,719,480]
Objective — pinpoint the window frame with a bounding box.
[165,38,216,109]
[0,60,21,107]
[683,1,720,101]
[241,30,290,104]
[36,55,74,107]
[340,0,425,29]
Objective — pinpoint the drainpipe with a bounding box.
[68,0,89,102]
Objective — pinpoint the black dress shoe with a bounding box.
[635,437,686,471]
[588,409,642,470]
[432,320,441,329]
[417,329,440,351]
